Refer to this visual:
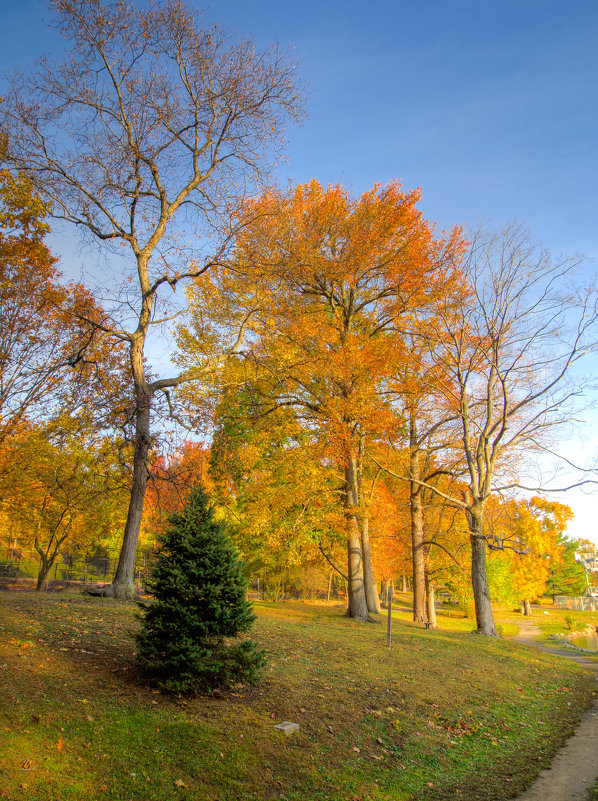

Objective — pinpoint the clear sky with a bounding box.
[2,0,598,545]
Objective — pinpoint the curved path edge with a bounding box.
[512,620,598,801]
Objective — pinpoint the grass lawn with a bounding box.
[510,603,598,643]
[0,592,596,801]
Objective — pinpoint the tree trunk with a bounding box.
[36,556,51,591]
[468,506,497,636]
[523,598,533,617]
[111,370,152,600]
[356,432,380,616]
[426,576,438,629]
[410,441,427,623]
[361,514,381,615]
[345,459,374,622]
[34,524,68,592]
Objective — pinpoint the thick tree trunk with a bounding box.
[410,445,427,624]
[523,598,533,617]
[111,372,152,600]
[426,576,438,629]
[345,459,374,622]
[468,506,497,636]
[361,514,381,615]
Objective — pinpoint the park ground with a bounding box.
[1,592,597,801]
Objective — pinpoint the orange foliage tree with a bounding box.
[181,180,463,621]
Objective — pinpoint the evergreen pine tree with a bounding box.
[546,535,588,599]
[136,486,265,693]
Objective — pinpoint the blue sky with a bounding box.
[2,1,598,544]
[203,0,598,258]
[2,1,597,256]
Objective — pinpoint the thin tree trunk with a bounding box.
[345,458,374,622]
[426,575,438,629]
[326,572,332,603]
[357,432,380,615]
[361,514,381,615]
[523,599,533,617]
[111,370,152,600]
[468,505,497,636]
[34,517,69,592]
[410,443,427,624]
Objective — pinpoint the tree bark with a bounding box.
[345,458,374,622]
[36,557,51,591]
[111,366,152,600]
[523,598,533,617]
[361,513,381,615]
[410,440,427,623]
[426,575,438,629]
[468,505,497,636]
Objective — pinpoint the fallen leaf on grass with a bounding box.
[57,736,64,751]
[174,779,188,788]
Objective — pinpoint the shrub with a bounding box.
[135,486,265,693]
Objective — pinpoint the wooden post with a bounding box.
[387,585,393,647]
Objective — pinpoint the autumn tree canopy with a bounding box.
[181,180,464,620]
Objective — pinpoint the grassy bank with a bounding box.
[0,593,595,801]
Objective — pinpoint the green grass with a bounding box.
[0,593,596,801]
[502,602,598,644]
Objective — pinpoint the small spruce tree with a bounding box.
[136,485,265,693]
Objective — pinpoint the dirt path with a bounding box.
[512,619,598,801]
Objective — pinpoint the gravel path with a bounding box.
[512,619,598,801]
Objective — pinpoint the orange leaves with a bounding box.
[222,180,466,462]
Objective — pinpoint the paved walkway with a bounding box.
[512,619,598,801]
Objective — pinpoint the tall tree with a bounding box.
[3,0,303,598]
[496,497,571,615]
[399,225,596,635]
[182,181,463,620]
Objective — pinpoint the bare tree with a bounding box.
[2,0,303,597]
[418,224,596,634]
[371,224,597,635]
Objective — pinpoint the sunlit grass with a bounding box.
[0,592,595,800]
